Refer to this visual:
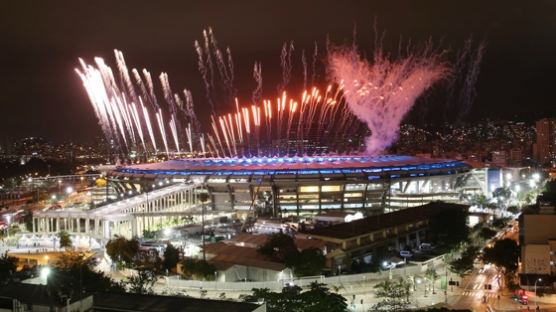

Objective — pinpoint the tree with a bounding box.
[48,252,124,293]
[258,233,298,263]
[449,246,479,277]
[468,194,489,209]
[58,230,72,249]
[242,282,348,312]
[0,252,17,285]
[105,235,139,267]
[22,210,33,232]
[259,233,325,277]
[482,238,520,273]
[429,207,469,248]
[478,227,497,240]
[180,258,216,280]
[287,248,325,277]
[162,243,180,272]
[425,267,439,293]
[372,278,412,311]
[301,282,348,312]
[126,268,157,294]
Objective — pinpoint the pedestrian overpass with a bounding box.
[32,182,208,240]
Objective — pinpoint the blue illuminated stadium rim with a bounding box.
[117,156,469,177]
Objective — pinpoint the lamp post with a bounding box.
[534,278,542,306]
[40,267,50,285]
[199,191,210,261]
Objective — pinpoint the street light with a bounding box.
[4,215,11,237]
[534,278,542,305]
[198,192,210,261]
[40,267,51,285]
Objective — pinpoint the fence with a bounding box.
[164,264,427,292]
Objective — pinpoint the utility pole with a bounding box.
[199,191,209,261]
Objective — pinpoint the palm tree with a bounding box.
[425,267,439,294]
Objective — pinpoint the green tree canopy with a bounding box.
[180,258,216,280]
[429,207,469,248]
[372,278,412,311]
[58,230,72,249]
[449,245,479,277]
[482,238,520,273]
[48,252,124,293]
[105,236,139,267]
[258,233,298,263]
[259,233,325,277]
[162,243,180,272]
[22,210,33,232]
[0,252,17,285]
[242,282,347,312]
[126,268,157,294]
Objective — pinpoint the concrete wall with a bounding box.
[220,265,293,282]
[522,214,556,244]
[523,244,551,274]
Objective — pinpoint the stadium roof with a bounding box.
[115,155,469,176]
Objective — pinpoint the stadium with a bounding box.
[110,155,472,216]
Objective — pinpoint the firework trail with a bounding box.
[155,108,169,156]
[328,44,448,155]
[207,85,354,157]
[209,28,235,103]
[448,37,486,120]
[278,41,294,93]
[252,62,263,105]
[194,39,215,113]
[159,72,182,152]
[311,41,318,85]
[302,50,308,89]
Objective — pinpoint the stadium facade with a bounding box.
[110,155,472,216]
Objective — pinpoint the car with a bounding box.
[400,250,413,258]
[420,243,434,251]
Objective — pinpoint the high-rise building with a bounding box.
[533,118,556,165]
[518,203,556,289]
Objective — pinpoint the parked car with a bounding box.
[400,250,413,258]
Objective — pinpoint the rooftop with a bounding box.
[303,202,469,240]
[228,233,326,251]
[0,283,90,307]
[204,242,285,271]
[34,182,201,221]
[93,292,262,312]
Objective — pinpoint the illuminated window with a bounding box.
[344,192,363,198]
[298,194,319,199]
[321,185,341,192]
[208,178,227,183]
[345,184,366,191]
[300,186,319,193]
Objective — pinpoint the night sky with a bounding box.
[1,0,556,143]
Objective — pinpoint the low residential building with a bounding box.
[227,233,326,252]
[313,211,364,227]
[519,203,556,289]
[0,283,93,312]
[300,202,468,269]
[198,233,325,282]
[203,242,293,282]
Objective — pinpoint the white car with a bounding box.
[400,250,413,258]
